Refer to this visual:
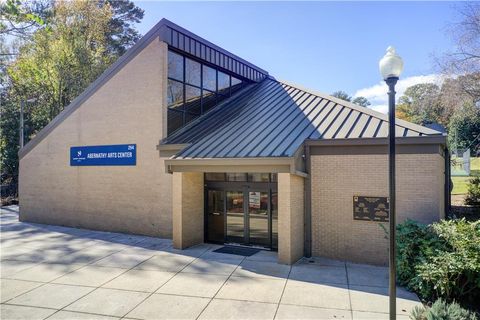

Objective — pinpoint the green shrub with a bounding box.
[396,220,446,290]
[396,219,480,307]
[465,176,480,206]
[410,299,478,320]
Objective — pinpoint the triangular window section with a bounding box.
[167,50,249,135]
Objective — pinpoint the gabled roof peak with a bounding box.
[158,18,268,82]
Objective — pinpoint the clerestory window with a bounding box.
[167,50,248,135]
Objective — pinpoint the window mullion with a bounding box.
[167,48,255,136]
[182,55,186,126]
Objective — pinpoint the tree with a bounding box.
[437,3,480,100]
[395,83,444,125]
[0,0,143,56]
[7,0,114,123]
[0,0,51,40]
[1,0,50,87]
[1,0,144,187]
[1,1,113,185]
[352,96,371,108]
[0,94,19,187]
[439,76,476,123]
[331,90,351,102]
[103,0,144,56]
[394,79,479,152]
[331,91,370,107]
[448,103,480,152]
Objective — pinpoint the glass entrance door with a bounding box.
[226,191,244,243]
[224,189,271,247]
[205,173,278,250]
[248,191,270,247]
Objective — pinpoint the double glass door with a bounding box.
[206,187,277,249]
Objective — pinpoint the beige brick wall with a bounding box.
[19,40,173,238]
[311,151,445,266]
[172,172,204,249]
[278,173,305,264]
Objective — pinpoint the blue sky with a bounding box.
[135,1,461,113]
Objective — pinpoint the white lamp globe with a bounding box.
[379,46,404,80]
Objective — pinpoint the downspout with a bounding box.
[444,146,451,219]
[304,143,312,258]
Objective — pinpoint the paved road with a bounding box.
[1,205,420,319]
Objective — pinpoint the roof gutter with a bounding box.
[305,135,447,147]
[164,157,307,176]
[157,143,190,158]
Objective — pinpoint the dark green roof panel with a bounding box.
[163,78,442,159]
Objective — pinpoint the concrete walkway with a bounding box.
[1,206,420,320]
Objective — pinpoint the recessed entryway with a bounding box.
[205,173,278,250]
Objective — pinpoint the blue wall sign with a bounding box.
[70,144,136,166]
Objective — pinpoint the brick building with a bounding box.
[18,19,447,265]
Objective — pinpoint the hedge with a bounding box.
[396,219,480,310]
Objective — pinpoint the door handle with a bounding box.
[212,212,221,216]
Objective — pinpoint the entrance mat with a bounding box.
[213,246,261,256]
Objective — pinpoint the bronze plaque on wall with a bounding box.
[353,196,389,222]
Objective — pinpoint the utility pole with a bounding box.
[19,97,37,149]
[20,99,25,149]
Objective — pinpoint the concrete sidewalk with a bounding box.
[1,206,420,319]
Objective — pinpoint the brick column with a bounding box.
[172,172,204,249]
[278,173,305,264]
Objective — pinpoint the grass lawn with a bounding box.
[452,157,479,195]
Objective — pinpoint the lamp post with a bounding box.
[379,46,403,320]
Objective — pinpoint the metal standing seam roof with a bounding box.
[162,78,443,159]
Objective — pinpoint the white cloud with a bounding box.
[370,104,389,114]
[354,74,441,114]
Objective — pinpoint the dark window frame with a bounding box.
[205,173,277,183]
[167,48,252,135]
